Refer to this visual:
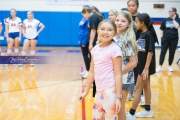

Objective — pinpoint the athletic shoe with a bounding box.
[126,112,136,120]
[82,71,89,79]
[18,64,23,67]
[168,66,173,72]
[80,70,87,76]
[30,64,35,67]
[136,109,153,118]
[126,93,134,101]
[3,64,9,67]
[139,95,145,106]
[156,66,162,72]
[178,48,180,52]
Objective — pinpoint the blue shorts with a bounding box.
[9,32,20,39]
[26,36,38,40]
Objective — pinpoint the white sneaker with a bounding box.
[82,71,88,79]
[139,95,145,106]
[168,66,173,72]
[126,93,134,101]
[30,64,35,67]
[156,66,162,72]
[126,112,136,120]
[136,109,153,118]
[80,70,87,76]
[178,48,180,52]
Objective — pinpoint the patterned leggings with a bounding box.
[92,86,117,120]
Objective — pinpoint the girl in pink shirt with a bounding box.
[79,20,123,119]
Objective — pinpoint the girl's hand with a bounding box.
[89,44,93,51]
[173,14,176,20]
[141,68,149,80]
[36,32,39,37]
[116,98,121,113]
[78,91,88,101]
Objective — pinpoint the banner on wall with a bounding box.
[47,0,92,5]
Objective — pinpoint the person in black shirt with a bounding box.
[127,0,143,102]
[156,7,180,72]
[82,6,103,97]
[126,13,159,119]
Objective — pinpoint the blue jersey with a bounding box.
[79,17,89,46]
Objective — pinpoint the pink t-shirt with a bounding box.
[91,42,122,91]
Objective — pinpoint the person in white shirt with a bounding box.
[0,21,2,35]
[5,8,22,56]
[22,11,45,57]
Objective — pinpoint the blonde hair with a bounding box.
[28,11,34,15]
[116,11,138,55]
[91,6,104,20]
[96,20,117,44]
[109,9,118,17]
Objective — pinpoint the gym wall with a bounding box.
[0,0,180,46]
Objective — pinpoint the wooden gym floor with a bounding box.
[0,47,179,120]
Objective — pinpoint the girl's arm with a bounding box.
[37,24,45,35]
[122,56,137,74]
[0,24,2,34]
[142,52,153,80]
[19,25,22,39]
[173,19,180,29]
[173,15,180,29]
[79,57,95,100]
[160,30,163,38]
[113,56,122,113]
[89,29,96,50]
[113,56,122,97]
[6,25,9,38]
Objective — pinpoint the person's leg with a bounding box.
[80,44,90,71]
[118,90,128,120]
[136,76,153,118]
[102,86,117,120]
[7,38,14,56]
[134,65,138,85]
[168,39,178,66]
[144,76,151,107]
[30,40,37,56]
[129,75,146,114]
[92,91,104,120]
[22,39,30,55]
[14,37,21,56]
[159,39,169,66]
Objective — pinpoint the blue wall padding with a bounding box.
[0,11,165,46]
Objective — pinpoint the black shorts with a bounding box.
[26,36,38,40]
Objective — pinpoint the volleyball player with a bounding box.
[22,11,45,66]
[5,8,22,56]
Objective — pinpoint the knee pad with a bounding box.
[7,49,12,54]
[30,50,35,56]
[0,48,1,52]
[14,49,19,53]
[22,51,26,56]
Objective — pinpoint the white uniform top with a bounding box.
[23,19,42,39]
[5,17,22,33]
